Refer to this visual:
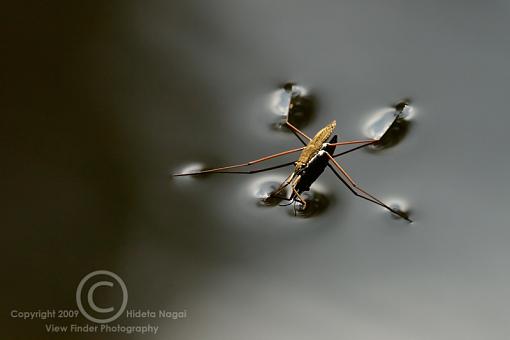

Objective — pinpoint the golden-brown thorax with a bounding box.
[294,120,336,171]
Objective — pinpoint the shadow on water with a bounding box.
[270,82,317,131]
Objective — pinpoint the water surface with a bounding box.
[4,1,510,339]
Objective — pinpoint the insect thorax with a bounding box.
[295,120,336,170]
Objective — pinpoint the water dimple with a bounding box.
[286,191,330,218]
[269,82,316,131]
[254,180,289,207]
[387,199,412,222]
[172,162,208,180]
[173,161,229,181]
[363,101,414,151]
[252,179,330,217]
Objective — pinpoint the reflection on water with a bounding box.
[174,162,205,176]
[252,178,331,217]
[286,190,331,218]
[255,180,288,206]
[269,83,316,131]
[364,101,414,151]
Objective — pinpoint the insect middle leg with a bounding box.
[327,139,378,147]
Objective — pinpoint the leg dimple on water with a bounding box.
[287,191,330,218]
[364,101,414,151]
[269,83,316,131]
[254,181,289,207]
[387,200,412,222]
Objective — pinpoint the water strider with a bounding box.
[174,108,412,222]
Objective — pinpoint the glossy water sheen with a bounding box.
[5,1,510,340]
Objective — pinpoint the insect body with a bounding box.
[273,121,337,207]
[174,114,412,222]
[293,135,337,198]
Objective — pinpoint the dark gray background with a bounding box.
[3,1,510,339]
